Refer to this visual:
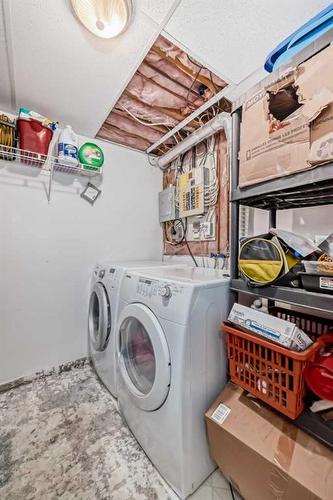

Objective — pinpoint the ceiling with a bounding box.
[0,0,332,145]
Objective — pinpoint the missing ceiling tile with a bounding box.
[96,35,230,155]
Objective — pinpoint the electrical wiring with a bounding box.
[185,64,203,108]
[120,104,172,127]
[187,54,218,96]
[203,135,219,207]
[162,130,221,265]
[209,70,218,93]
[164,218,198,267]
[229,483,236,500]
[164,219,186,246]
[177,218,198,267]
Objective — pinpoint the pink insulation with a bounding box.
[97,35,229,154]
[108,111,164,143]
[98,123,151,151]
[127,73,186,109]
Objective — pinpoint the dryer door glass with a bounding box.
[88,282,111,351]
[118,303,171,411]
[120,317,155,394]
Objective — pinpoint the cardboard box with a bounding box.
[206,383,333,500]
[228,303,312,351]
[239,45,333,187]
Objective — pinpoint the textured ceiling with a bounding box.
[165,0,333,83]
[0,0,180,137]
[0,0,332,142]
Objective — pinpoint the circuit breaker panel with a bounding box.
[161,134,224,251]
[178,165,204,218]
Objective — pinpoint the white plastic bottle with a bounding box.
[58,125,79,166]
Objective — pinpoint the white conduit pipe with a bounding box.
[149,113,231,170]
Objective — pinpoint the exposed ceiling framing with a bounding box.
[96,34,231,155]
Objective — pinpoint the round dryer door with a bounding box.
[118,303,171,411]
[88,282,111,352]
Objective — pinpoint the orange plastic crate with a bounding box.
[270,306,333,341]
[222,322,320,419]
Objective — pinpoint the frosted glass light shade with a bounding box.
[71,0,133,39]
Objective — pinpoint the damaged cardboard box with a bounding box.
[206,383,333,500]
[239,44,333,187]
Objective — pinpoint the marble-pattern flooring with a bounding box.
[0,363,240,500]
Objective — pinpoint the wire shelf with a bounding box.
[0,145,101,177]
[231,162,333,210]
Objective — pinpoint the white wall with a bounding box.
[0,138,162,384]
[292,205,333,242]
[251,206,333,241]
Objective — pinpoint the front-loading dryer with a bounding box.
[115,266,230,498]
[88,261,188,397]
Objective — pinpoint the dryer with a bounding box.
[88,261,187,397]
[115,266,230,499]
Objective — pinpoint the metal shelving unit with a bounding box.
[0,145,101,202]
[229,109,333,314]
[229,42,333,447]
[232,162,333,210]
[230,279,333,314]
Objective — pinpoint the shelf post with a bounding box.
[229,109,241,308]
[269,209,277,228]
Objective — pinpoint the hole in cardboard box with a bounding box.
[268,84,302,122]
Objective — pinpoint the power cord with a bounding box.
[229,483,236,500]
[164,218,198,267]
[177,218,198,267]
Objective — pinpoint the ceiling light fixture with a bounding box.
[71,0,133,39]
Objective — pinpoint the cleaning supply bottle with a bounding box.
[58,125,78,166]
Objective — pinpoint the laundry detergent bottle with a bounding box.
[58,125,79,166]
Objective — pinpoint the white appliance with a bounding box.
[88,261,187,397]
[115,266,230,498]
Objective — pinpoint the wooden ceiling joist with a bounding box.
[96,35,229,155]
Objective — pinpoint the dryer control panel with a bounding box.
[136,278,159,298]
[136,278,184,301]
[123,273,194,324]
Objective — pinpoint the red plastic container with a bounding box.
[18,118,53,165]
[222,322,320,419]
[304,334,333,401]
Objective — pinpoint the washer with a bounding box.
[116,266,230,499]
[88,261,187,397]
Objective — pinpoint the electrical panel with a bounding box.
[178,166,204,218]
[159,186,176,223]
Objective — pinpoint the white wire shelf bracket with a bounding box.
[0,145,102,202]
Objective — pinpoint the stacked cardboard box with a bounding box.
[206,383,333,500]
[240,45,333,187]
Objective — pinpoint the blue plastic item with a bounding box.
[265,3,333,73]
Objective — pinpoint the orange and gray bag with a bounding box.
[238,234,300,287]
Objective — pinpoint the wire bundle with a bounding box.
[203,135,219,207]
[163,134,220,265]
